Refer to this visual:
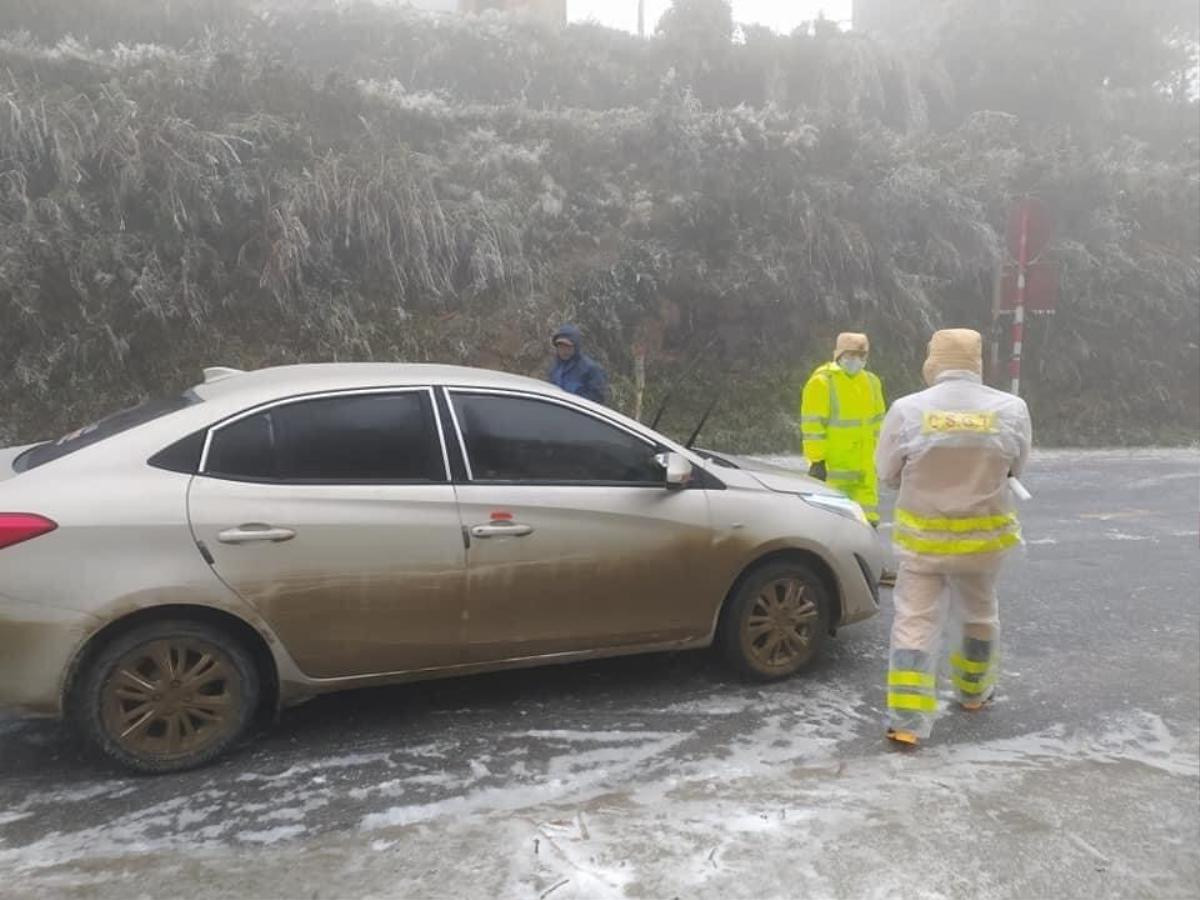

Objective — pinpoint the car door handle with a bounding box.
[470,523,534,538]
[217,525,297,545]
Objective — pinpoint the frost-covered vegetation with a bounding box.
[0,0,1196,448]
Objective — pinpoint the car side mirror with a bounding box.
[656,451,694,488]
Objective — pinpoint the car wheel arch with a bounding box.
[713,548,843,640]
[63,603,280,725]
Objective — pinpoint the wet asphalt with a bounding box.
[1,449,1197,899]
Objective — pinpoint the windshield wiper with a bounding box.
[685,394,720,449]
[645,338,719,432]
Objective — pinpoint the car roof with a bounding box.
[192,363,551,405]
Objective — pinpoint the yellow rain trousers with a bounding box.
[875,370,1032,739]
[801,362,886,523]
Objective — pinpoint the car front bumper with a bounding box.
[833,526,885,627]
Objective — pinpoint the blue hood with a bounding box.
[552,324,584,353]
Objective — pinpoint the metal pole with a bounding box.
[1010,204,1029,395]
[638,0,645,37]
[990,263,1002,386]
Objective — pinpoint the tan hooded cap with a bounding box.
[834,332,869,360]
[923,328,983,385]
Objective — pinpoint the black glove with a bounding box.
[809,460,827,481]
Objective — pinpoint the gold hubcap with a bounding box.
[743,577,818,670]
[101,638,241,759]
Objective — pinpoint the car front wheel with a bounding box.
[718,561,831,681]
[73,620,260,774]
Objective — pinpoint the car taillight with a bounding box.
[0,514,58,550]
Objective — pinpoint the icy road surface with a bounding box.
[2,449,1198,899]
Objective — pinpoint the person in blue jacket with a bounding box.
[548,324,608,405]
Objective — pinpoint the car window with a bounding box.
[148,430,208,474]
[207,412,277,480]
[451,393,662,484]
[205,392,445,482]
[14,391,203,473]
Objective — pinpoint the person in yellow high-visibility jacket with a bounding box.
[800,333,886,525]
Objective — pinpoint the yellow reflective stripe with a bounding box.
[896,509,1018,534]
[825,370,839,421]
[951,652,992,675]
[887,692,938,712]
[952,674,995,695]
[801,415,827,424]
[801,432,826,441]
[922,410,998,434]
[895,531,1021,556]
[888,670,935,689]
[827,469,864,481]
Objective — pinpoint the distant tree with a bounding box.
[935,0,1200,135]
[656,0,734,106]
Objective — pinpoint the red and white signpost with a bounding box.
[996,197,1056,396]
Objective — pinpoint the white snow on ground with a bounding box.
[1103,530,1156,542]
[752,448,1199,471]
[2,690,1197,899]
[233,749,396,782]
[235,825,306,845]
[360,730,689,831]
[1028,447,1199,461]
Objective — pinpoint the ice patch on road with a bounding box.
[517,729,674,742]
[235,750,396,782]
[361,730,688,831]
[1124,471,1200,489]
[1103,530,1156,542]
[236,825,306,845]
[345,712,1198,900]
[922,712,1198,779]
[1031,447,1199,461]
[0,790,233,873]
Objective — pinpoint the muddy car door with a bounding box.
[444,389,720,663]
[187,388,468,678]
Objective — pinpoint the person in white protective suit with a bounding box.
[875,328,1032,746]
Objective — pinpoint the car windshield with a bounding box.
[13,390,202,473]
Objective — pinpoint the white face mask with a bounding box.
[839,356,866,376]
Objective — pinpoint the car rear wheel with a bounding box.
[74,620,260,774]
[718,561,831,681]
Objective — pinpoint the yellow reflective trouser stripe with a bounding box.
[896,509,1018,534]
[952,674,995,695]
[887,692,937,712]
[888,670,935,688]
[895,531,1021,556]
[951,652,992,675]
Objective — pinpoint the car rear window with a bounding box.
[204,392,445,483]
[13,391,203,473]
